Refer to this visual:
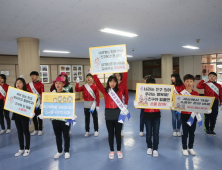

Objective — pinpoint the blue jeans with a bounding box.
[140,109,145,132]
[171,110,181,132]
[144,118,160,150]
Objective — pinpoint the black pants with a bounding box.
[14,115,30,150]
[182,118,197,150]
[84,108,98,132]
[33,108,43,131]
[106,120,122,151]
[140,109,145,132]
[204,99,218,131]
[52,120,70,153]
[0,100,11,130]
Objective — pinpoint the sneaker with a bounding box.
[6,129,11,134]
[38,131,43,136]
[84,132,90,137]
[205,130,211,136]
[15,150,24,157]
[69,130,72,135]
[31,131,38,136]
[177,132,181,137]
[139,132,144,137]
[23,149,30,157]
[117,151,123,159]
[0,129,5,134]
[183,149,189,156]
[147,148,152,155]
[211,131,216,136]
[94,131,99,137]
[153,150,159,157]
[173,132,177,137]
[65,152,70,159]
[188,149,196,155]
[54,152,63,159]
[109,152,115,159]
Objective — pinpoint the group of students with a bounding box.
[138,71,222,157]
[0,66,221,159]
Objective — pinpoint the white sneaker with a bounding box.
[15,150,24,157]
[23,149,30,157]
[31,131,38,136]
[139,132,144,137]
[94,131,99,137]
[147,148,152,155]
[84,132,90,137]
[6,129,11,134]
[183,149,189,156]
[173,132,177,137]
[38,131,43,136]
[177,132,181,137]
[117,151,123,159]
[0,130,5,134]
[188,149,196,155]
[69,130,72,135]
[153,150,159,157]
[65,152,70,159]
[109,152,115,159]
[54,152,63,159]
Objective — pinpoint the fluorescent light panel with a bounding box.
[43,50,70,53]
[100,28,138,37]
[182,45,199,49]
[127,55,133,57]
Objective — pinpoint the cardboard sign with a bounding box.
[41,93,75,119]
[89,44,127,74]
[173,95,215,113]
[135,83,174,110]
[4,87,38,118]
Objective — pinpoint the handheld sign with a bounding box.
[135,83,174,110]
[4,87,38,118]
[41,93,75,119]
[173,95,215,113]
[89,44,127,74]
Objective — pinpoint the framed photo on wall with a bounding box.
[60,65,71,82]
[72,65,84,82]
[40,65,49,83]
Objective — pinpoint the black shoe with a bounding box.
[205,130,211,135]
[211,131,216,136]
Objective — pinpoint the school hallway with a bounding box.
[0,91,222,170]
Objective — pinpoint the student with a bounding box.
[75,73,100,137]
[171,73,185,137]
[13,77,31,157]
[0,74,11,134]
[135,77,161,157]
[196,72,222,136]
[27,71,44,136]
[114,73,129,137]
[180,74,199,156]
[92,65,129,159]
[51,76,70,159]
[139,75,152,137]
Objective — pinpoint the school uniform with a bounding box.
[0,83,10,130]
[27,81,44,131]
[180,90,199,150]
[75,83,100,132]
[196,80,222,132]
[93,72,128,151]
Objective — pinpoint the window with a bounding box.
[201,54,222,85]
[173,57,179,74]
[40,65,49,83]
[72,65,84,82]
[143,59,161,78]
[59,65,71,82]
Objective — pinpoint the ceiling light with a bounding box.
[127,55,133,57]
[43,50,70,53]
[182,45,199,49]
[100,28,138,37]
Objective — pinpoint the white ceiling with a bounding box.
[0,0,222,61]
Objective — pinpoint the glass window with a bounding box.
[202,54,216,63]
[143,59,161,78]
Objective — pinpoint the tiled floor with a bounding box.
[0,92,222,170]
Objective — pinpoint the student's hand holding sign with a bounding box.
[76,77,80,83]
[134,101,138,106]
